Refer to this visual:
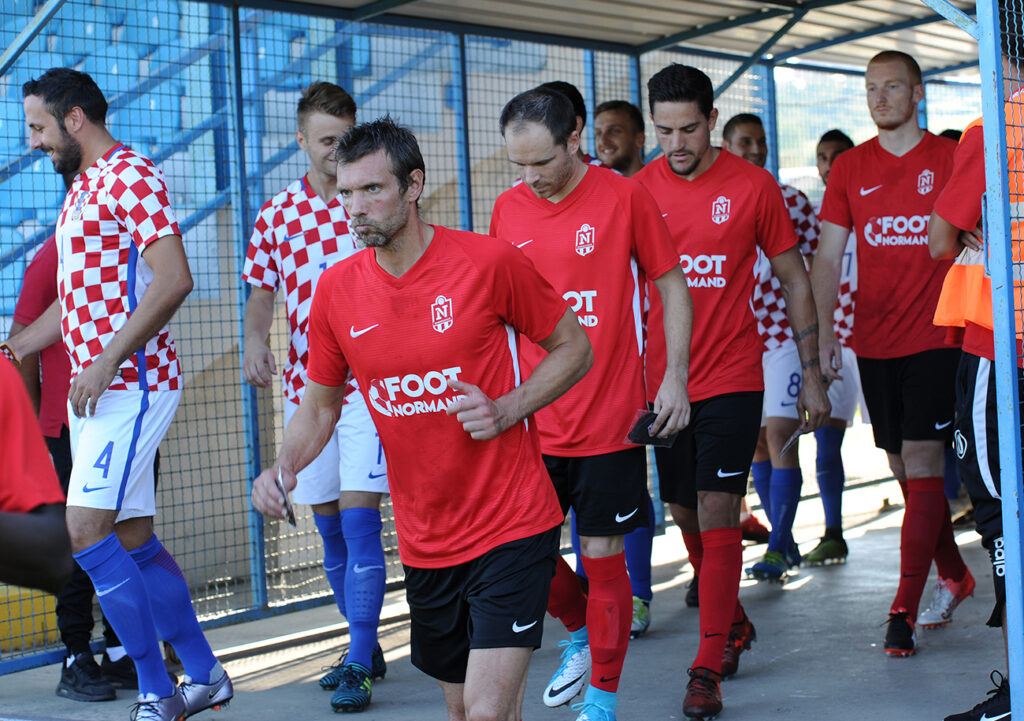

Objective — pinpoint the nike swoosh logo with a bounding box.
[283,232,304,242]
[546,673,587,698]
[935,420,953,430]
[598,675,619,683]
[82,484,109,493]
[368,471,387,479]
[353,564,384,574]
[780,401,797,406]
[980,712,1011,721]
[512,620,537,633]
[703,632,723,638]
[615,508,639,523]
[859,184,883,196]
[350,324,379,338]
[516,239,534,248]
[324,563,345,572]
[96,578,130,597]
[717,469,745,478]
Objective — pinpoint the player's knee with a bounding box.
[65,507,116,554]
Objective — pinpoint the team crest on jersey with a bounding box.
[71,191,93,221]
[711,196,731,224]
[575,223,595,256]
[917,169,934,195]
[431,295,453,333]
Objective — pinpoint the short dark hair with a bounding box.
[939,128,963,142]
[647,64,713,119]
[297,81,356,130]
[22,67,107,127]
[595,100,644,134]
[818,128,854,148]
[334,115,424,194]
[499,87,577,147]
[868,51,923,86]
[722,113,763,142]
[537,81,587,127]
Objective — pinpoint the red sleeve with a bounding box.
[13,237,58,327]
[628,181,680,280]
[0,359,64,512]
[757,178,799,258]
[488,192,505,238]
[933,124,984,231]
[305,271,350,387]
[488,241,567,344]
[819,152,853,231]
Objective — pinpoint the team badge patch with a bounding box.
[431,294,453,333]
[711,195,731,225]
[71,191,93,221]
[575,223,595,257]
[917,169,934,195]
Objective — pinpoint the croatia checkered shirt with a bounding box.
[242,176,359,403]
[56,143,182,391]
[812,202,857,348]
[752,183,819,351]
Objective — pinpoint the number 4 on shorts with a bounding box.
[93,441,115,479]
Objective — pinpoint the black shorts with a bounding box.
[654,391,763,508]
[403,526,559,683]
[857,348,960,454]
[544,446,648,536]
[953,351,1024,628]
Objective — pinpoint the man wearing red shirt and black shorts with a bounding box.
[635,64,829,720]
[251,116,593,721]
[491,87,692,721]
[812,50,973,658]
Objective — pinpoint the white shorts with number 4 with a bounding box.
[285,392,388,505]
[67,389,179,521]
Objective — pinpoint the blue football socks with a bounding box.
[314,510,348,618]
[341,507,386,670]
[624,494,655,601]
[751,459,772,524]
[767,467,803,553]
[814,425,846,531]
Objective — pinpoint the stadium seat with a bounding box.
[58,4,112,64]
[0,94,26,164]
[5,0,35,20]
[0,227,27,316]
[83,45,140,101]
[122,2,180,58]
[254,21,309,89]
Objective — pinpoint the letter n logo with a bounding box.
[575,223,595,256]
[917,169,934,195]
[431,295,453,333]
[711,196,731,225]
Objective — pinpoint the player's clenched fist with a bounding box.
[251,465,295,519]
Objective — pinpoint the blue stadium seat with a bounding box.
[5,0,35,20]
[0,93,26,164]
[0,227,27,316]
[58,4,112,64]
[254,21,309,88]
[0,158,64,228]
[122,2,180,58]
[83,45,140,100]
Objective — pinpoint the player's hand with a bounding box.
[651,370,690,437]
[251,464,296,519]
[959,220,983,252]
[445,380,510,441]
[68,357,118,418]
[243,341,277,387]
[796,373,831,433]
[818,334,843,383]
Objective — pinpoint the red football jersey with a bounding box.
[0,358,65,513]
[819,133,957,358]
[490,166,679,456]
[635,151,797,403]
[13,236,71,437]
[306,226,566,568]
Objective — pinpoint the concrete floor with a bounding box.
[0,424,1008,721]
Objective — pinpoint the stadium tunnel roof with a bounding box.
[283,0,979,78]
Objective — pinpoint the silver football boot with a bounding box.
[130,691,187,721]
[179,667,233,717]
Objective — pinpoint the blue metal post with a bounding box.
[0,0,66,76]
[977,1,1024,715]
[452,34,473,231]
[228,4,268,612]
[630,53,642,108]
[762,62,780,179]
[917,97,928,133]
[584,49,597,158]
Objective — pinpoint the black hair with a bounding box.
[537,81,586,127]
[499,87,577,147]
[594,100,644,134]
[298,81,356,129]
[722,113,763,142]
[817,129,854,148]
[22,67,107,128]
[334,115,425,194]
[647,64,713,119]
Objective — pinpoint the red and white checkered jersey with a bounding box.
[752,183,819,351]
[243,176,359,403]
[56,143,181,391]
[818,202,858,348]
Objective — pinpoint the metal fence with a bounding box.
[0,0,984,672]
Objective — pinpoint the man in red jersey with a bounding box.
[811,50,973,658]
[635,64,829,721]
[251,116,593,721]
[928,24,1024,718]
[491,87,692,721]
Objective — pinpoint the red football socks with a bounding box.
[581,553,631,693]
[933,496,968,582]
[547,554,587,632]
[893,477,948,618]
[692,527,742,673]
[682,532,704,577]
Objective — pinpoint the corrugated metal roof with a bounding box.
[296,0,979,76]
